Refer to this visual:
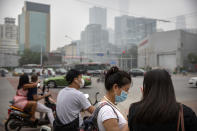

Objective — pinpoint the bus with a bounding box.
[73,63,110,76]
[22,64,42,75]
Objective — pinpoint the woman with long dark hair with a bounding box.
[128,69,197,131]
[97,66,132,131]
[13,74,38,121]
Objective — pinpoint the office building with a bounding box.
[18,1,50,53]
[89,7,107,29]
[0,17,18,54]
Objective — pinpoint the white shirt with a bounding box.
[56,87,91,125]
[97,101,127,131]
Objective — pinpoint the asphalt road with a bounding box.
[0,74,197,130]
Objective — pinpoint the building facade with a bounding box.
[0,53,20,67]
[176,15,186,30]
[18,1,50,53]
[0,17,18,54]
[108,28,115,44]
[138,30,197,71]
[115,15,156,49]
[80,24,120,64]
[89,7,107,29]
[119,0,130,15]
[80,24,109,56]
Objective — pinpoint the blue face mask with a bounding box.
[115,90,128,103]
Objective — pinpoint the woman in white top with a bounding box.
[97,66,132,131]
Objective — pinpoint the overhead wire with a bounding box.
[75,0,197,28]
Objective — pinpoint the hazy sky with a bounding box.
[0,0,197,51]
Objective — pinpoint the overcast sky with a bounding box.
[0,0,197,51]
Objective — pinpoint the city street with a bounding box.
[0,74,197,130]
[1,0,197,130]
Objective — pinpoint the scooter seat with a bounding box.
[10,105,24,112]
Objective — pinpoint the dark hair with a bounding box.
[105,66,131,91]
[66,69,82,85]
[17,74,30,89]
[31,74,38,82]
[131,69,179,124]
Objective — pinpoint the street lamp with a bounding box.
[40,32,45,66]
[65,35,74,64]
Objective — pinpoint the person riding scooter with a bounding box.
[13,74,38,122]
[27,74,55,126]
[54,69,95,131]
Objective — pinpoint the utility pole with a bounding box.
[40,32,44,66]
[40,45,43,66]
[65,35,74,63]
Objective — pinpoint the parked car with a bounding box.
[129,68,146,77]
[86,70,101,76]
[23,68,32,75]
[44,75,91,88]
[0,68,9,74]
[188,77,197,88]
[13,68,24,76]
[55,68,67,75]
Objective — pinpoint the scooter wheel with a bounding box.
[5,117,22,131]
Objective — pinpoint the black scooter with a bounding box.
[4,84,56,131]
[5,83,100,131]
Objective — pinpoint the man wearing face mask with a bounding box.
[54,69,95,131]
[97,67,132,131]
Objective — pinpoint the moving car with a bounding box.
[47,68,56,77]
[13,68,24,76]
[55,68,67,75]
[129,68,146,77]
[188,77,197,88]
[44,75,91,88]
[23,68,32,75]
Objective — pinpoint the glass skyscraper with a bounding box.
[18,1,50,53]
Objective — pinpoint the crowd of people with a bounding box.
[12,66,197,131]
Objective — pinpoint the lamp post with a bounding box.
[40,32,44,66]
[65,35,74,63]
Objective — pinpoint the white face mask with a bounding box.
[80,79,85,88]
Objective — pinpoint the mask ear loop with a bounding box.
[113,84,120,96]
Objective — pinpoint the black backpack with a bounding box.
[80,102,119,131]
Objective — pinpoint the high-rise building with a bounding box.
[80,24,119,63]
[115,15,156,48]
[108,28,115,44]
[176,15,186,30]
[0,17,18,54]
[80,24,109,56]
[18,1,50,53]
[89,7,107,29]
[119,0,130,15]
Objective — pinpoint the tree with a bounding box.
[188,53,197,64]
[19,49,48,66]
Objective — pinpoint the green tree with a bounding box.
[19,49,48,66]
[188,53,197,64]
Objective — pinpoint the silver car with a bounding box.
[189,77,197,88]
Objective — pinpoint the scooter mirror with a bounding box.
[37,83,41,88]
[84,94,89,99]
